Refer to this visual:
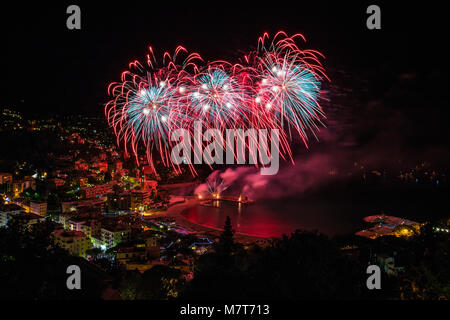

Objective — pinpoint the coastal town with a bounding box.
[1,107,449,300]
[0,108,272,284]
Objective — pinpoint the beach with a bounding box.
[145,196,273,247]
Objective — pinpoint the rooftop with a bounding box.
[12,212,44,220]
[364,214,419,226]
[53,229,86,238]
[0,203,23,212]
[102,224,130,232]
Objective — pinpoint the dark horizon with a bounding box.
[2,1,448,116]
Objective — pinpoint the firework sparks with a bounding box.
[105,32,328,175]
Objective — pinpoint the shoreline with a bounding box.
[148,198,275,246]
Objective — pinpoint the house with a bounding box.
[125,259,167,272]
[0,203,24,227]
[82,183,113,199]
[0,173,13,184]
[80,220,101,239]
[12,178,36,197]
[52,229,92,257]
[144,179,158,196]
[30,201,47,216]
[114,161,122,172]
[75,159,89,171]
[92,161,108,173]
[68,216,87,232]
[168,259,192,273]
[59,213,72,229]
[50,177,65,188]
[116,246,147,264]
[107,192,131,211]
[100,224,130,249]
[61,199,106,214]
[9,212,45,229]
[130,189,152,212]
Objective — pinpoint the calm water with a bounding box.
[181,195,369,237]
[180,184,448,238]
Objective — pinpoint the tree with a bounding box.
[184,230,364,300]
[119,271,141,300]
[399,265,448,300]
[86,247,102,259]
[87,176,97,185]
[214,216,235,266]
[0,219,105,299]
[104,171,112,183]
[119,266,182,300]
[141,265,182,299]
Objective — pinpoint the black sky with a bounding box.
[1,1,448,117]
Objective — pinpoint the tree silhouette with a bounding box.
[0,219,106,299]
[119,266,182,300]
[214,216,235,266]
[104,171,112,183]
[184,230,364,300]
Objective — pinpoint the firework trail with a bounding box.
[187,64,251,132]
[206,174,230,198]
[242,31,329,150]
[105,32,328,175]
[105,46,202,173]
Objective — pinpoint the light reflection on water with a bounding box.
[176,181,447,238]
[180,196,369,238]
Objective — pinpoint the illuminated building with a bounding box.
[80,220,101,239]
[9,212,45,229]
[125,261,156,272]
[52,229,92,257]
[79,177,88,187]
[0,173,13,184]
[356,214,422,239]
[168,259,191,274]
[61,199,106,213]
[116,247,147,264]
[59,213,71,229]
[30,201,47,216]
[90,234,104,250]
[108,192,131,211]
[131,190,152,212]
[68,217,87,232]
[92,161,108,173]
[0,203,23,227]
[82,183,113,199]
[75,159,89,171]
[393,225,418,238]
[144,179,158,196]
[114,160,122,172]
[50,177,65,188]
[100,225,130,249]
[12,177,36,197]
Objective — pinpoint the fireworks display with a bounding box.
[105,31,328,174]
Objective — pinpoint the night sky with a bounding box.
[1,1,447,123]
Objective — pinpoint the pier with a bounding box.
[198,195,254,205]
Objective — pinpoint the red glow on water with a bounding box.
[182,205,296,238]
